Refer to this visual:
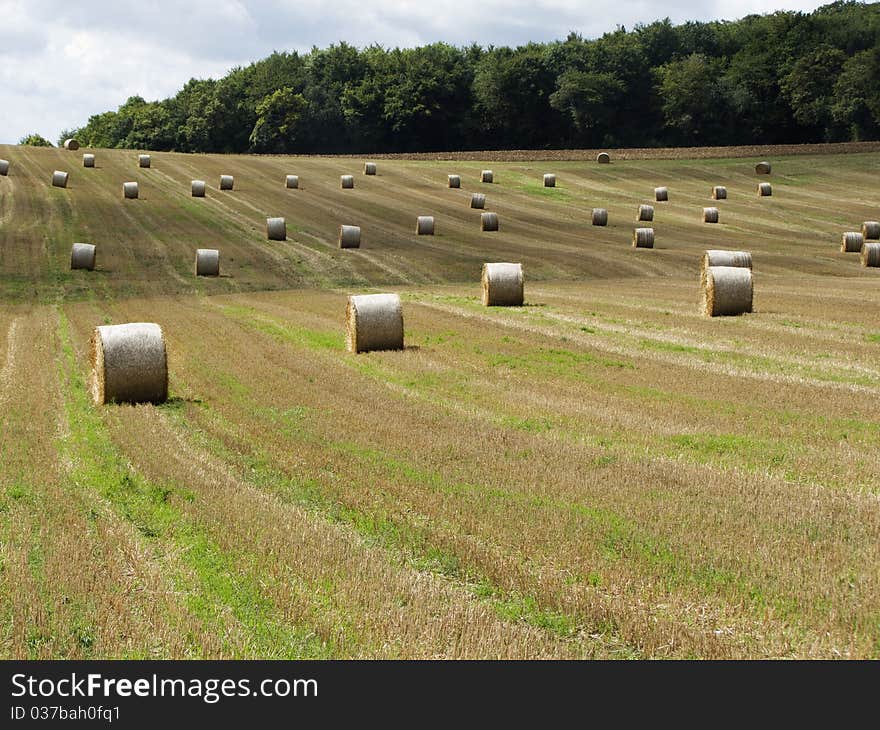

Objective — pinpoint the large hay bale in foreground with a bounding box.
[755,161,771,174]
[597,152,611,164]
[364,162,377,175]
[194,248,220,277]
[712,186,727,200]
[702,266,753,317]
[481,212,499,231]
[219,175,234,191]
[861,221,880,240]
[191,180,206,197]
[83,154,95,168]
[52,170,69,188]
[123,182,138,199]
[655,186,669,201]
[63,139,80,150]
[90,323,168,405]
[633,228,654,248]
[841,231,864,253]
[70,243,96,270]
[702,250,752,272]
[341,175,354,189]
[345,293,404,353]
[471,193,486,209]
[339,225,361,248]
[138,154,151,168]
[543,173,556,187]
[638,204,654,221]
[481,170,493,183]
[703,207,719,224]
[266,217,286,240]
[0,159,8,176]
[757,182,772,197]
[285,174,299,189]
[416,216,435,235]
[592,208,608,226]
[481,262,523,306]
[862,242,880,267]
[448,174,460,188]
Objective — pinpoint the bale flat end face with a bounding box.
[597,152,611,164]
[346,294,404,353]
[755,162,772,174]
[481,262,524,307]
[90,323,168,406]
[64,139,80,151]
[702,266,753,317]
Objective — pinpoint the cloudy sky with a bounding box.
[0,0,833,144]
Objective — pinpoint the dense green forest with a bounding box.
[68,2,880,153]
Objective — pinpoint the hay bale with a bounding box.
[364,162,377,175]
[841,231,864,253]
[339,225,361,249]
[757,182,772,197]
[416,216,435,235]
[481,212,499,232]
[285,174,299,189]
[755,161,771,174]
[448,174,460,188]
[592,208,608,226]
[481,170,493,183]
[83,154,95,168]
[597,152,611,164]
[345,293,404,353]
[70,243,96,271]
[194,248,220,277]
[703,207,719,224]
[52,170,69,188]
[481,262,523,306]
[266,217,286,241]
[138,154,151,168]
[191,180,206,197]
[861,221,880,240]
[63,139,80,151]
[543,173,556,187]
[633,228,654,248]
[702,266,753,316]
[0,159,8,176]
[219,175,234,191]
[123,182,138,199]
[90,323,168,405]
[861,242,880,267]
[655,186,669,202]
[471,193,486,209]
[712,186,727,200]
[638,204,654,222]
[702,250,752,271]
[341,175,354,189]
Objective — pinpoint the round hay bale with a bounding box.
[194,248,220,277]
[861,221,880,240]
[471,193,486,209]
[341,175,354,189]
[191,180,206,197]
[655,186,669,202]
[345,293,404,353]
[285,174,299,189]
[219,175,234,191]
[339,225,361,249]
[52,170,69,188]
[138,154,151,168]
[416,216,435,235]
[266,217,286,241]
[712,186,727,200]
[638,204,654,222]
[755,161,771,174]
[448,174,461,188]
[364,162,377,175]
[63,139,80,151]
[481,262,523,306]
[480,170,493,183]
[702,266,753,317]
[543,173,556,187]
[633,228,654,248]
[70,242,96,271]
[702,250,752,271]
[861,242,880,267]
[597,152,611,164]
[592,208,608,226]
[83,154,95,168]
[703,207,719,224]
[481,212,499,232]
[90,323,168,405]
[841,231,864,253]
[123,182,138,199]
[0,159,8,176]
[757,182,772,197]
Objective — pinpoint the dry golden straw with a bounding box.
[861,221,880,240]
[285,174,299,189]
[82,154,95,168]
[89,323,168,405]
[70,243,96,271]
[712,186,727,200]
[633,228,654,248]
[448,174,461,188]
[655,186,668,201]
[597,152,611,164]
[702,265,753,316]
[592,208,608,226]
[861,242,880,267]
[757,182,772,197]
[191,180,206,197]
[364,162,377,175]
[219,175,234,191]
[471,193,486,209]
[543,173,556,187]
[138,154,151,168]
[123,182,138,199]
[703,207,719,223]
[266,217,286,240]
[481,212,499,231]
[52,170,69,188]
[416,216,435,235]
[63,139,80,150]
[345,293,404,353]
[755,161,771,174]
[341,175,354,189]
[339,225,361,248]
[841,231,864,253]
[481,170,493,183]
[481,262,524,306]
[638,204,654,221]
[195,248,220,277]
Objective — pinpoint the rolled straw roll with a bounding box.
[83,154,95,168]
[638,204,654,221]
[266,217,286,240]
[703,207,719,223]
[448,174,460,188]
[194,248,220,277]
[481,212,499,231]
[63,139,80,150]
[480,170,493,183]
[341,175,354,189]
[364,162,377,175]
[0,159,8,175]
[481,262,523,306]
[592,208,608,226]
[702,266,753,317]
[712,186,727,200]
[416,216,435,235]
[543,173,556,187]
[757,182,772,197]
[702,250,752,271]
[89,323,168,405]
[339,225,361,248]
[755,161,771,174]
[52,170,69,188]
[861,221,880,240]
[655,186,669,201]
[861,242,880,267]
[841,231,864,253]
[138,154,151,168]
[597,152,611,164]
[191,180,206,197]
[345,293,404,353]
[285,175,299,189]
[633,228,654,248]
[219,175,234,190]
[471,193,486,209]
[70,243,96,271]
[123,182,138,199]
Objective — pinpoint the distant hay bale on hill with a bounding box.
[63,139,80,150]
[83,154,95,168]
[471,193,486,209]
[861,221,880,240]
[703,207,719,223]
[755,161,771,174]
[638,204,654,221]
[285,174,299,189]
[123,181,138,199]
[757,182,772,197]
[655,186,668,201]
[52,170,69,188]
[339,225,361,248]
[481,262,523,306]
[195,248,220,277]
[345,293,404,353]
[138,154,151,168]
[543,173,556,187]
[702,265,753,316]
[480,170,493,183]
[364,162,377,175]
[416,216,435,235]
[633,227,654,248]
[712,186,727,200]
[266,217,286,240]
[0,159,8,176]
[841,231,864,253]
[597,152,611,164]
[862,242,880,267]
[341,175,354,189]
[70,243,96,271]
[481,212,499,231]
[219,175,234,190]
[90,323,168,405]
[702,250,752,272]
[191,180,206,197]
[592,208,608,226]
[448,174,460,188]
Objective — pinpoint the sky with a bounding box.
[0,0,836,144]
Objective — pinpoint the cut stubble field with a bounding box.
[1,144,879,659]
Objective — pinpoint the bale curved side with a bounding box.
[90,323,168,405]
[219,175,234,190]
[655,186,668,201]
[345,293,404,353]
[448,174,461,188]
[841,231,864,253]
[480,170,493,183]
[83,154,95,168]
[755,161,772,174]
[191,180,206,197]
[123,182,138,199]
[52,171,69,188]
[0,159,8,176]
[481,263,524,306]
[471,193,486,209]
[633,228,654,248]
[712,186,727,200]
[285,175,299,189]
[701,250,752,271]
[416,216,435,235]
[195,249,220,276]
[364,162,377,175]
[757,183,772,197]
[592,208,608,226]
[339,225,361,248]
[638,204,654,221]
[702,266,753,317]
[64,139,80,150]
[266,217,286,240]
[861,242,880,267]
[597,152,611,164]
[703,207,719,223]
[70,243,96,271]
[138,154,151,168]
[861,221,880,240]
[481,212,499,231]
[543,174,556,187]
[341,175,354,189]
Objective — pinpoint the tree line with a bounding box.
[56,2,880,153]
